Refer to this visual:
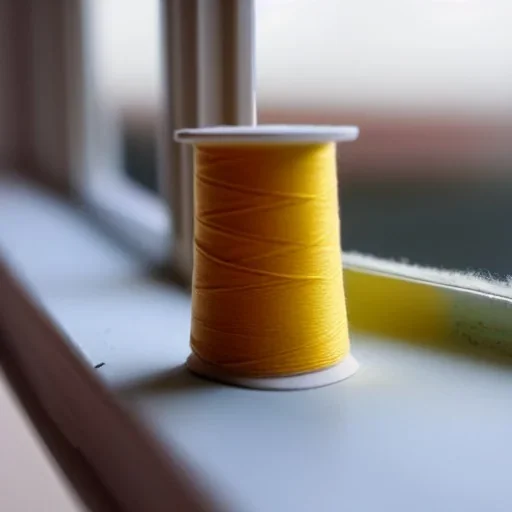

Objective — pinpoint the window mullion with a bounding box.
[160,0,256,283]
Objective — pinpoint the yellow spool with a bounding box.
[175,125,359,390]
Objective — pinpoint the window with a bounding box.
[75,0,512,279]
[14,0,511,279]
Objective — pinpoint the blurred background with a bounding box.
[90,0,512,279]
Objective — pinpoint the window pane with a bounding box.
[89,0,162,193]
[257,0,512,279]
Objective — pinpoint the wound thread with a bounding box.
[190,142,350,378]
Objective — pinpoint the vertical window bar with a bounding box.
[160,0,256,282]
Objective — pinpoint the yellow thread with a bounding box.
[191,142,350,377]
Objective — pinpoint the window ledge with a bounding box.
[82,172,171,264]
[2,172,512,512]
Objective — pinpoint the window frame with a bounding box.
[79,0,255,274]
[73,0,172,262]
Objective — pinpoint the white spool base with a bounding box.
[187,353,359,391]
[176,124,359,145]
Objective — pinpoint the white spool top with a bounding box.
[175,124,359,144]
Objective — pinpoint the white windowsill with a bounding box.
[82,173,171,263]
[1,172,512,512]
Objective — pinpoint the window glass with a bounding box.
[257,0,512,279]
[89,0,162,193]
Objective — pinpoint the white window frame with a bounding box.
[78,0,172,261]
[80,0,255,275]
[161,0,256,278]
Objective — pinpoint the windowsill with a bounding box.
[82,172,171,264]
[2,172,512,512]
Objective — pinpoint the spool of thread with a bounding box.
[175,125,359,390]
